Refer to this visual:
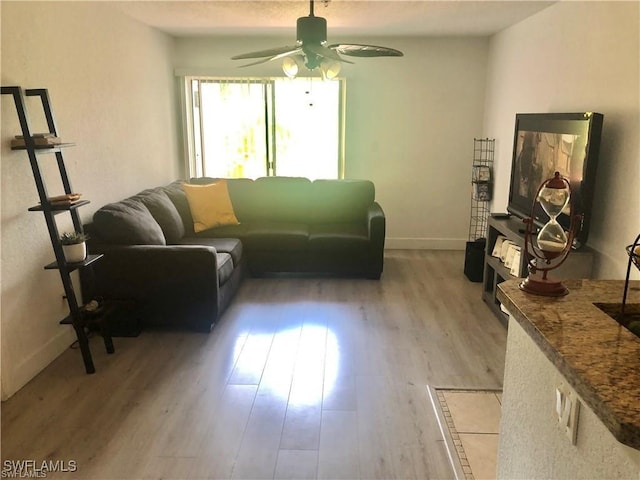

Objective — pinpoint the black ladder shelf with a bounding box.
[1,86,105,374]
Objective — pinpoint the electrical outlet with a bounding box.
[555,383,580,445]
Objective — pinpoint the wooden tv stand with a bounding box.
[482,216,594,326]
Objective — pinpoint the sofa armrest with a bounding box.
[81,245,220,331]
[86,244,219,293]
[365,202,386,278]
[367,202,386,247]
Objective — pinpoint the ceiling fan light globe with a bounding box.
[282,56,300,78]
[320,59,341,80]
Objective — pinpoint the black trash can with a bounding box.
[464,238,486,282]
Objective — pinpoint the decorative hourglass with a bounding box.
[519,172,580,296]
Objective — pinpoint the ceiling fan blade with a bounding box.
[237,57,280,68]
[236,48,304,68]
[305,44,354,64]
[328,44,404,58]
[231,45,301,60]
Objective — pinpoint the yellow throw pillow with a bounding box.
[182,181,239,233]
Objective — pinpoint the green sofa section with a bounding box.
[188,177,385,277]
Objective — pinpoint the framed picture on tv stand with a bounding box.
[507,112,604,249]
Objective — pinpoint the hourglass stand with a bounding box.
[621,233,640,316]
[519,172,580,296]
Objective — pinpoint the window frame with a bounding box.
[179,75,346,180]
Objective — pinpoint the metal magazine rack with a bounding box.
[464,138,494,282]
[469,138,494,241]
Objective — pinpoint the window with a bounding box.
[183,77,345,180]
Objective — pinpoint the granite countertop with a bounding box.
[497,278,640,450]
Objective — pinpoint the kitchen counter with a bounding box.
[497,278,640,450]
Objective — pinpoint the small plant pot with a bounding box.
[62,242,86,263]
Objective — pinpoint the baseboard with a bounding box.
[2,327,75,400]
[385,237,467,250]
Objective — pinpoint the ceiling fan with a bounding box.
[231,0,403,79]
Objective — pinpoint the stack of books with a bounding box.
[11,133,62,148]
[46,193,82,207]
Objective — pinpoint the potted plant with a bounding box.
[59,231,88,263]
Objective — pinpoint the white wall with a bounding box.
[173,35,489,249]
[0,2,181,399]
[483,1,640,279]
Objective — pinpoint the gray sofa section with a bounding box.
[82,177,385,332]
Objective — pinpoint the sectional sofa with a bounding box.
[82,177,385,332]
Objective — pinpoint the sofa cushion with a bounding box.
[194,223,249,240]
[243,222,309,251]
[190,177,256,223]
[136,189,185,243]
[309,180,375,223]
[93,199,166,245]
[216,252,234,287]
[225,178,258,221]
[182,181,239,233]
[162,181,194,235]
[232,177,313,223]
[308,223,370,251]
[176,237,243,267]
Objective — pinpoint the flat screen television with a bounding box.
[508,112,604,248]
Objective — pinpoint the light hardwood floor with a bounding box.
[1,250,507,479]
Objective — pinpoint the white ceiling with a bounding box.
[116,0,556,37]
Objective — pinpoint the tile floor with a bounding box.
[430,388,503,480]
